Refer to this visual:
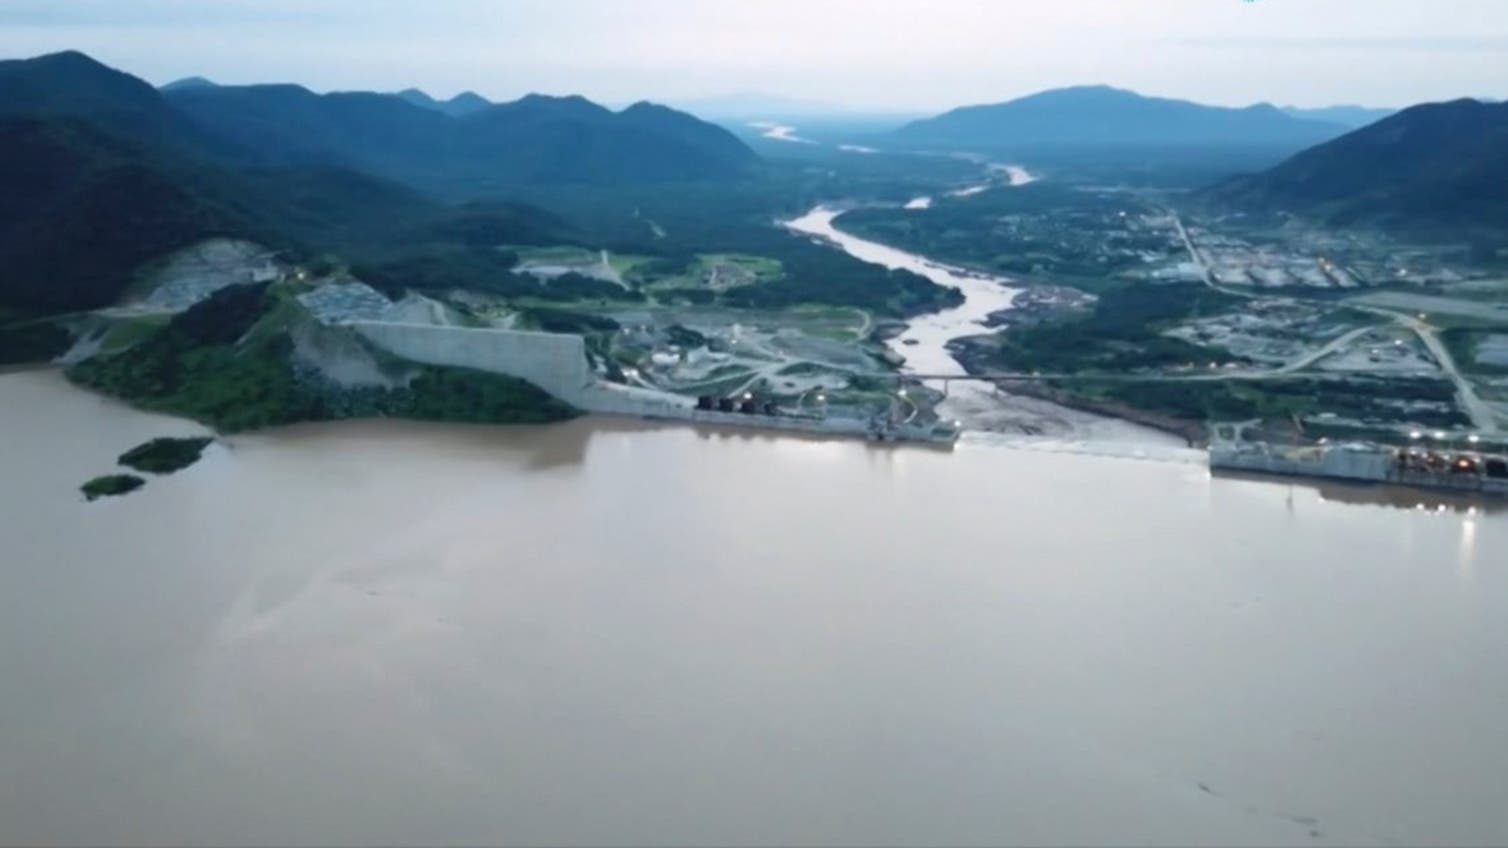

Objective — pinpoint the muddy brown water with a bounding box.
[2,369,1506,846]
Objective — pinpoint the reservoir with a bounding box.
[2,368,1506,846]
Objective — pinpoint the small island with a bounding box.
[118,436,214,474]
[81,474,145,501]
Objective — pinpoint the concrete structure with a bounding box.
[352,322,595,400]
[350,321,956,445]
[1210,440,1508,497]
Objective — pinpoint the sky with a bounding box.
[1,0,1505,112]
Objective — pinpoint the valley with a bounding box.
[5,6,1508,846]
[2,50,1506,472]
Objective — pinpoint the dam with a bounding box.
[1210,438,1508,497]
[349,321,957,444]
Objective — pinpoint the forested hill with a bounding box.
[895,85,1346,150]
[0,50,755,312]
[163,82,758,190]
[0,50,229,156]
[2,50,759,191]
[1208,98,1508,233]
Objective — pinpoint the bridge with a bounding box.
[863,369,1324,394]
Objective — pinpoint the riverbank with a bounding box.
[784,203,1183,447]
[990,380,1208,446]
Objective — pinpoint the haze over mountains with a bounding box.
[1280,105,1396,129]
[894,85,1350,150]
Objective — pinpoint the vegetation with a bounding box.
[117,436,213,474]
[162,86,757,194]
[524,308,620,334]
[1210,99,1508,239]
[68,282,577,432]
[81,473,145,501]
[1078,377,1469,429]
[1,51,981,324]
[1441,327,1508,376]
[836,184,1174,291]
[973,283,1247,373]
[353,249,641,303]
[0,320,72,364]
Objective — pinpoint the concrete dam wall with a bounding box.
[349,321,692,416]
[352,321,591,396]
[349,321,953,443]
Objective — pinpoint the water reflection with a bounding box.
[1214,469,1508,514]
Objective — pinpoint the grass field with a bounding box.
[98,315,172,353]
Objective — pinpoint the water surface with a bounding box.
[2,370,1506,846]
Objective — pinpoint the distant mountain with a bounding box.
[444,91,492,117]
[1281,105,1394,129]
[161,76,217,92]
[1210,99,1508,233]
[895,86,1348,150]
[165,83,758,188]
[165,83,453,169]
[396,87,492,117]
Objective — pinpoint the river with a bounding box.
[783,201,1181,447]
[2,368,1507,846]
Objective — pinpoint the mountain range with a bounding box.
[1,50,756,311]
[396,88,494,118]
[894,86,1350,150]
[3,49,1502,313]
[1211,98,1508,233]
[161,81,756,191]
[1,51,756,190]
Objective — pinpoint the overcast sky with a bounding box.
[2,0,1504,111]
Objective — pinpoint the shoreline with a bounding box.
[794,204,1190,446]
